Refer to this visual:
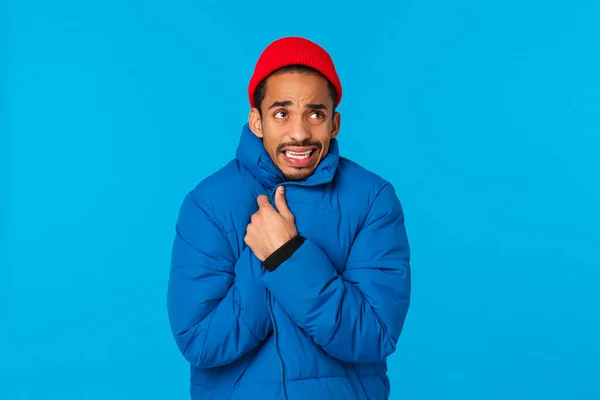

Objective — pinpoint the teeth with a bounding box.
[285,150,312,159]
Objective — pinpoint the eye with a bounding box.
[309,111,325,119]
[274,110,287,119]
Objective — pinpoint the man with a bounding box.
[167,36,411,400]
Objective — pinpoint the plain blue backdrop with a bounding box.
[2,0,599,399]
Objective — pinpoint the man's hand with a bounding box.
[245,186,298,262]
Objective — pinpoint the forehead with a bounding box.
[264,72,331,102]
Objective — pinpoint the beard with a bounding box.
[282,168,314,181]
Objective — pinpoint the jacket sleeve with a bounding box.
[261,183,411,363]
[167,192,272,369]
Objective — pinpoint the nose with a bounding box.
[287,118,311,144]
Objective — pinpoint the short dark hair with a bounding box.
[252,64,338,116]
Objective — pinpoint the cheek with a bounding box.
[260,134,280,156]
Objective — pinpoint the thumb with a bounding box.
[275,186,292,218]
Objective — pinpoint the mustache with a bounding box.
[277,141,322,152]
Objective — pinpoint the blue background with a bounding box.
[2,0,599,399]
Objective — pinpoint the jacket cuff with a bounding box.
[262,234,305,271]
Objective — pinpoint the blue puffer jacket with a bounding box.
[167,123,411,400]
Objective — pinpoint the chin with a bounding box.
[282,168,315,181]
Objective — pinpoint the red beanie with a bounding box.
[248,37,342,109]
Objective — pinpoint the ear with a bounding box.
[330,111,341,139]
[248,108,263,138]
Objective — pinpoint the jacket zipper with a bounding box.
[266,179,332,400]
[266,287,287,400]
[267,184,287,400]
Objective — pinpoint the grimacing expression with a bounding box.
[249,72,341,181]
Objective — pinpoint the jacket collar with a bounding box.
[235,123,339,193]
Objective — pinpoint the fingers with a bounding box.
[256,194,270,209]
[274,186,292,218]
[256,189,293,219]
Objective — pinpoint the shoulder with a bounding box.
[188,159,243,203]
[336,156,396,197]
[334,157,404,220]
[338,157,389,185]
[183,159,257,233]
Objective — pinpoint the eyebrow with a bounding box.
[268,100,328,110]
[268,100,293,109]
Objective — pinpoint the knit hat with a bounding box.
[248,37,342,109]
